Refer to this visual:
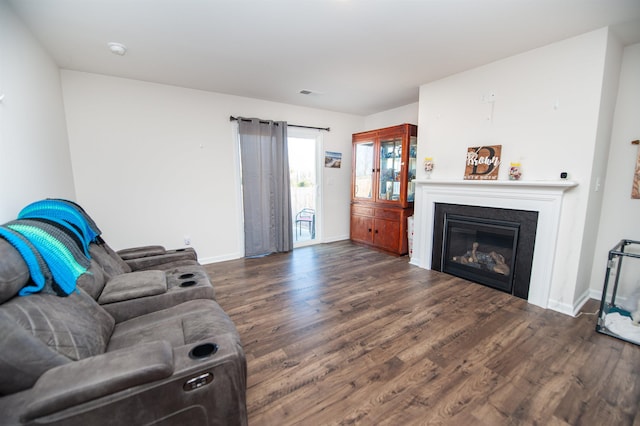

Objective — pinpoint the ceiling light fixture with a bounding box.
[108,42,127,56]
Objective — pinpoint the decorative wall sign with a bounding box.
[632,140,640,199]
[464,145,502,180]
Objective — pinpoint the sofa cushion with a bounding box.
[98,270,167,305]
[1,290,114,361]
[108,299,239,351]
[76,259,107,300]
[100,280,215,323]
[0,310,70,395]
[89,242,132,278]
[0,239,30,303]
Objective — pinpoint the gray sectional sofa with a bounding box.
[0,200,247,425]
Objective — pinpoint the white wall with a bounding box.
[573,30,623,305]
[590,42,640,299]
[0,2,75,222]
[61,71,362,263]
[416,28,616,313]
[364,102,419,130]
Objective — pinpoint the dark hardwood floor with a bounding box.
[206,241,640,425]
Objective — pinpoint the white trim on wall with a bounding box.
[411,179,577,312]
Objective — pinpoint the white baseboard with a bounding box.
[322,235,350,243]
[198,252,243,265]
[547,299,576,316]
[548,288,595,317]
[198,237,351,265]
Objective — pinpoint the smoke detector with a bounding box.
[108,42,127,56]
[299,89,323,96]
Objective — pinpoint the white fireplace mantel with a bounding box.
[410,179,578,310]
[413,178,578,190]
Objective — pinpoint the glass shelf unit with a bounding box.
[596,239,640,346]
[351,124,417,208]
[350,124,417,255]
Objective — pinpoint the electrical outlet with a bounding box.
[184,235,191,246]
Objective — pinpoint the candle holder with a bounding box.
[509,162,522,180]
[424,157,434,178]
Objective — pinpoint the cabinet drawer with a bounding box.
[375,208,401,221]
[352,205,374,217]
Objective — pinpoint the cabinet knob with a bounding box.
[375,230,379,234]
[368,228,372,233]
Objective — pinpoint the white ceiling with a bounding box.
[8,0,640,116]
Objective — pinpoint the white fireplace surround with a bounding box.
[410,179,578,311]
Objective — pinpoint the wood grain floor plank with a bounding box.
[207,241,640,425]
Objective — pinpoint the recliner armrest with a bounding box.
[22,341,174,422]
[117,245,167,260]
[98,270,167,305]
[125,249,198,270]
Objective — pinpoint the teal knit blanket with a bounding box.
[1,219,91,296]
[18,199,102,253]
[0,226,54,295]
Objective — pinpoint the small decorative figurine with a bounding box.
[509,162,522,180]
[424,157,434,178]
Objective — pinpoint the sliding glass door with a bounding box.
[288,128,322,247]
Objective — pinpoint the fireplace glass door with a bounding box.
[442,215,519,294]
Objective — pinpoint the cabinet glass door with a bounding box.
[354,141,374,199]
[407,136,417,202]
[378,137,402,201]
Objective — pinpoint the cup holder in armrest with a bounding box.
[180,280,197,287]
[176,248,186,252]
[178,273,195,279]
[189,343,218,359]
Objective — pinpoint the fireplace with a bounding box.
[432,203,538,299]
[411,179,576,311]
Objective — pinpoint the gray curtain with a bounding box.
[237,117,293,257]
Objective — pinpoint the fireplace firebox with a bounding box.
[432,203,538,300]
[443,215,518,294]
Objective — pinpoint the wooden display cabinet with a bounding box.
[350,123,417,255]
